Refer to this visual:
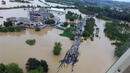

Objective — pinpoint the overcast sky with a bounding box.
[114,0,130,2]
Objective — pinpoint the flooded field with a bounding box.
[0,7,117,73]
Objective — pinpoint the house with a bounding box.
[29,8,50,24]
[7,17,36,28]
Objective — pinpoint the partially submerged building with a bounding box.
[6,17,36,28]
[29,8,50,24]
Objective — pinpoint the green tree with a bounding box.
[66,11,78,21]
[0,64,6,73]
[26,58,49,72]
[40,60,48,72]
[53,42,62,55]
[4,21,12,27]
[6,63,23,73]
[63,22,68,27]
[29,67,44,73]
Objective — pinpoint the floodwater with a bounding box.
[0,27,73,73]
[0,7,117,73]
[0,19,117,73]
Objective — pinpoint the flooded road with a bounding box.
[0,8,117,73]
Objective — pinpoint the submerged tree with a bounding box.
[26,58,48,73]
[53,42,62,55]
[0,63,23,73]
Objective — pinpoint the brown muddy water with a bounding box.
[0,8,117,73]
[0,19,117,73]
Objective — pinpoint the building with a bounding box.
[29,8,50,24]
[49,8,65,14]
[106,48,130,73]
[6,17,36,28]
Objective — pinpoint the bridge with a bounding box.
[58,17,86,72]
[106,48,130,73]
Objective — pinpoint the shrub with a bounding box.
[15,26,25,32]
[26,39,36,46]
[35,27,41,31]
[7,26,15,32]
[0,26,25,32]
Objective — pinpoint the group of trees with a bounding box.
[104,21,130,57]
[66,11,79,21]
[0,63,23,73]
[83,18,96,40]
[0,58,49,73]
[75,2,130,22]
[0,26,26,32]
[53,42,62,55]
[60,24,76,40]
[0,21,26,32]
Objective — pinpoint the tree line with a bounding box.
[75,2,130,22]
